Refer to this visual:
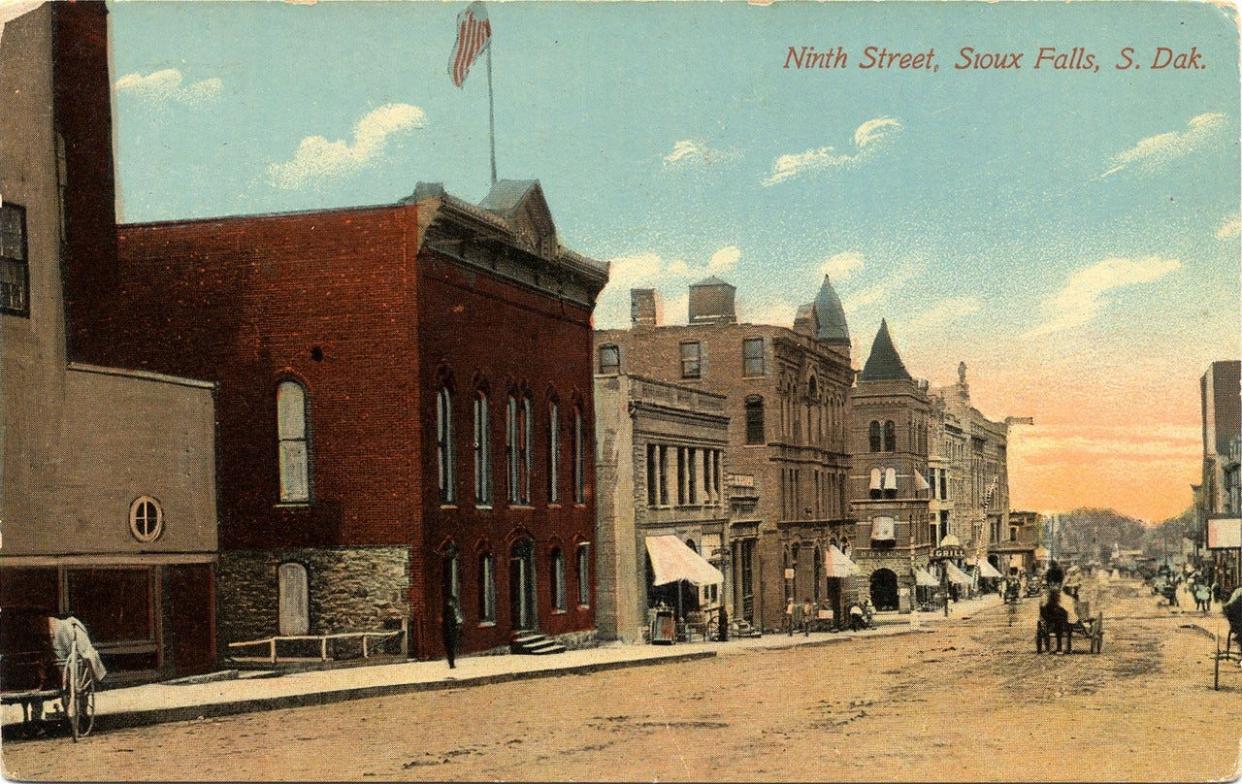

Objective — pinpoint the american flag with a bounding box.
[448,2,492,89]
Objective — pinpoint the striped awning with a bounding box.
[945,562,972,586]
[645,535,724,587]
[824,545,860,578]
[913,567,939,587]
[977,560,1004,579]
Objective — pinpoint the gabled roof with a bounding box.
[860,318,912,382]
[478,179,541,217]
[813,276,850,344]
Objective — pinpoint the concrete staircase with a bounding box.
[510,631,567,655]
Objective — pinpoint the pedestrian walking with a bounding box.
[717,604,729,642]
[784,598,794,636]
[801,598,813,636]
[442,594,463,669]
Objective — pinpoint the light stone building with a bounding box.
[593,374,729,642]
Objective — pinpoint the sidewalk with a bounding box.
[3,613,954,734]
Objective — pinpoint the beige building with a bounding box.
[0,3,219,678]
[594,374,729,642]
[992,510,1042,576]
[930,363,1012,567]
[595,276,854,631]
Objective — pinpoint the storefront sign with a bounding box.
[783,568,795,579]
[727,474,755,489]
[931,546,965,561]
[1207,518,1241,550]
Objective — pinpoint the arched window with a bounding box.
[437,386,455,503]
[576,543,590,607]
[551,548,566,611]
[479,553,496,622]
[278,562,309,636]
[506,394,531,504]
[473,391,492,505]
[883,420,896,452]
[745,396,765,445]
[547,401,560,503]
[277,380,311,503]
[868,421,881,453]
[573,405,586,503]
[522,397,533,502]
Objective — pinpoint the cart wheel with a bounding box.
[61,655,80,742]
[75,667,96,738]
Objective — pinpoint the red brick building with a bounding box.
[75,180,609,659]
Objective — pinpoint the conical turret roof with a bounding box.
[860,319,912,381]
[814,276,850,344]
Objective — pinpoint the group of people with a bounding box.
[782,596,873,635]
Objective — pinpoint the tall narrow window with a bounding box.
[0,203,29,317]
[576,543,590,606]
[574,406,586,503]
[646,444,659,507]
[658,445,669,506]
[677,448,688,506]
[547,401,560,503]
[688,449,698,504]
[883,420,896,452]
[745,396,765,445]
[479,554,496,622]
[437,386,455,503]
[680,341,702,379]
[521,397,532,503]
[277,380,311,503]
[869,421,882,453]
[474,392,492,506]
[507,396,519,502]
[742,337,764,376]
[551,548,566,611]
[598,345,620,374]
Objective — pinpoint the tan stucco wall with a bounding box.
[1,6,217,560]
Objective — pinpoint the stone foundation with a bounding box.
[218,547,411,655]
[552,628,599,650]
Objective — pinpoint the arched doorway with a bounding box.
[870,568,899,611]
[510,538,537,630]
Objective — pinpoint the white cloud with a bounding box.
[841,263,921,314]
[115,69,223,106]
[818,251,864,281]
[593,246,744,329]
[663,139,739,167]
[268,103,426,190]
[906,297,982,332]
[1012,423,1199,461]
[1023,256,1181,338]
[763,116,902,186]
[1216,213,1241,240]
[740,297,799,327]
[1101,112,1226,178]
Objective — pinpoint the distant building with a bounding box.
[595,277,854,631]
[992,511,1041,576]
[1196,360,1241,591]
[71,176,609,660]
[0,2,218,679]
[593,374,729,642]
[847,320,934,610]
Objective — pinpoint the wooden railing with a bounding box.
[227,620,408,664]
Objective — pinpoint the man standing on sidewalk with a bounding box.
[801,598,814,636]
[442,595,464,669]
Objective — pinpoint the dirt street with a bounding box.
[3,581,1239,782]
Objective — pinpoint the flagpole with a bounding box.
[486,43,497,185]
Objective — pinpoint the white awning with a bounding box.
[869,468,882,491]
[977,560,1003,579]
[871,516,896,542]
[914,567,939,587]
[915,470,931,491]
[824,545,860,578]
[945,562,972,586]
[645,535,724,587]
[883,468,897,490]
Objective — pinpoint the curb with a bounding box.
[87,650,719,733]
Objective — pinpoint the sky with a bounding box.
[102,0,1240,523]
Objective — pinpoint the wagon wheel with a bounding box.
[61,654,80,742]
[60,651,96,741]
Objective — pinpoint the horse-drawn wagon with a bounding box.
[1,608,104,740]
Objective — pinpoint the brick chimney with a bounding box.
[631,288,662,326]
